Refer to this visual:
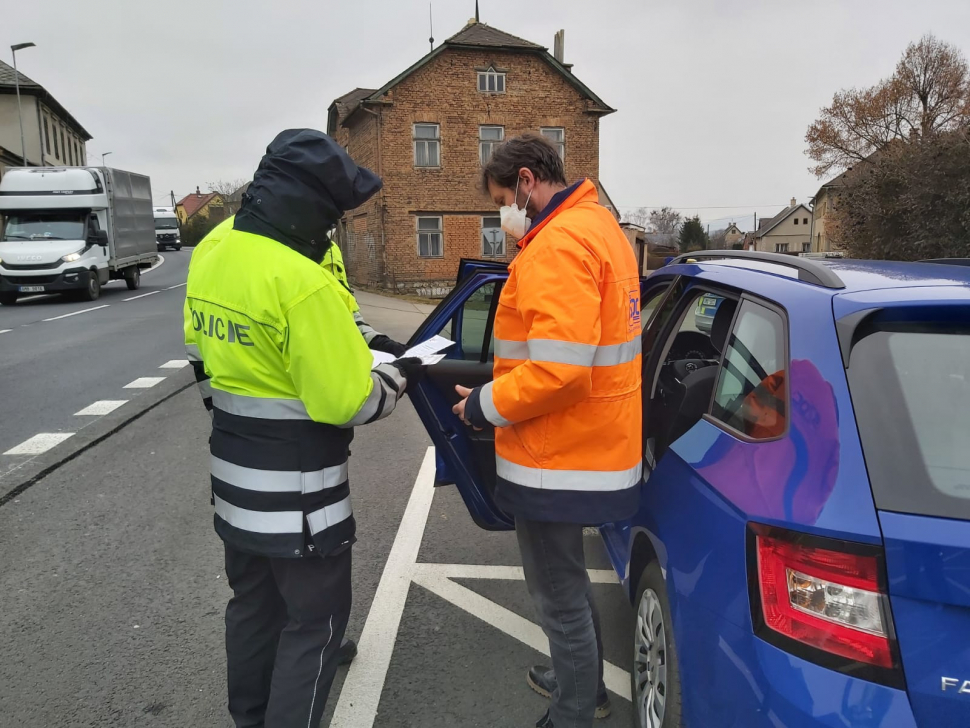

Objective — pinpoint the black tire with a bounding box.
[125,266,141,291]
[632,560,683,728]
[174,245,181,251]
[82,271,102,301]
[0,292,18,306]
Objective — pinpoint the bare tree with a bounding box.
[709,228,728,250]
[621,207,651,228]
[207,178,249,216]
[806,34,970,178]
[650,206,683,234]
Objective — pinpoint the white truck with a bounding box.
[0,166,158,305]
[153,206,181,251]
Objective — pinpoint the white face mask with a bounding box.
[499,178,532,238]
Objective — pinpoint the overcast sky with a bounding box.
[5,0,970,230]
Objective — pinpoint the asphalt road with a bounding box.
[0,251,192,477]
[0,271,635,727]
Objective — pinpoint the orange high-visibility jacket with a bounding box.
[473,179,643,524]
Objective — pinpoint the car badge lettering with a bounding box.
[941,677,970,694]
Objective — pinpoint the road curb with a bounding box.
[0,369,196,507]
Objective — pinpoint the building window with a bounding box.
[68,140,74,166]
[479,126,504,165]
[413,124,440,167]
[794,218,799,225]
[803,217,808,225]
[482,216,505,257]
[477,67,506,93]
[60,128,66,161]
[541,127,565,159]
[417,216,443,257]
[43,117,50,154]
[802,242,811,253]
[52,123,60,158]
[775,243,790,253]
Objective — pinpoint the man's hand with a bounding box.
[389,357,426,392]
[369,334,408,358]
[453,385,482,430]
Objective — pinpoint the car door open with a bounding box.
[407,259,514,530]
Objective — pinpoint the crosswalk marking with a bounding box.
[159,360,189,369]
[123,377,166,389]
[4,432,74,456]
[75,400,128,416]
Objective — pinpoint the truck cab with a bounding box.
[0,167,157,305]
[153,207,181,251]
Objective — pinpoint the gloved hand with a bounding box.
[369,334,408,358]
[390,357,426,393]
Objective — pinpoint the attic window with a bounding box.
[478,68,506,93]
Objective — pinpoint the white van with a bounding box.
[153,206,181,251]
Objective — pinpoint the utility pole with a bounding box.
[170,190,176,208]
[11,42,36,167]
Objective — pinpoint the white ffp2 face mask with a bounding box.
[499,178,532,238]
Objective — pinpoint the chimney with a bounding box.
[554,29,565,63]
[790,197,796,208]
[196,186,201,196]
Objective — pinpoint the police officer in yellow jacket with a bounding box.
[184,129,423,728]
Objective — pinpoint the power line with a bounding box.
[618,203,790,211]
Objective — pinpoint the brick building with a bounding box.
[327,20,616,295]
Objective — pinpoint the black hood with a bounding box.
[233,129,382,262]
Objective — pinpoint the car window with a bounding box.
[711,300,787,439]
[458,283,496,360]
[641,285,668,331]
[848,326,970,521]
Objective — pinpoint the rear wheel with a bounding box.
[0,292,18,306]
[125,266,141,291]
[82,271,102,301]
[632,560,683,728]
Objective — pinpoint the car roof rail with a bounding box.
[668,250,846,289]
[919,258,970,267]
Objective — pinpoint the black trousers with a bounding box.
[224,544,352,728]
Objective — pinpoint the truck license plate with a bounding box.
[19,286,45,293]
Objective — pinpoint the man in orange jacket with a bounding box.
[454,134,643,728]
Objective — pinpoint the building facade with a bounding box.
[0,60,92,179]
[752,199,814,254]
[328,20,616,295]
[176,188,226,225]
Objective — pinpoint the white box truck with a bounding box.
[153,206,182,251]
[0,166,159,305]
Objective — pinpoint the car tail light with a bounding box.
[749,525,901,683]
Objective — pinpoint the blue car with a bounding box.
[407,253,970,728]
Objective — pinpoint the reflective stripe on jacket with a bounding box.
[483,179,643,524]
[184,227,407,558]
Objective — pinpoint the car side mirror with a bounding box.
[95,230,108,247]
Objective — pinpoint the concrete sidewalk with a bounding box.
[354,289,437,343]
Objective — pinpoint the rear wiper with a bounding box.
[3,234,30,240]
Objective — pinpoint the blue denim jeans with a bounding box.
[516,517,606,728]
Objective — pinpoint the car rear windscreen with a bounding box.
[848,326,970,521]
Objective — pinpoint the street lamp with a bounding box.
[102,152,112,166]
[11,42,36,167]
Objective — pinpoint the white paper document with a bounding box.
[370,335,454,368]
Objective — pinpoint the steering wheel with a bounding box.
[670,358,720,381]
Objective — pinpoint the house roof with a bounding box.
[334,20,614,128]
[0,59,92,141]
[228,182,250,203]
[445,21,545,50]
[177,191,221,220]
[754,204,812,238]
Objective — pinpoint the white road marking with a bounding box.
[16,294,56,303]
[74,400,128,416]
[410,563,619,584]
[165,283,187,290]
[411,569,632,701]
[4,432,74,456]
[330,447,438,728]
[43,305,109,322]
[159,360,189,369]
[0,329,10,335]
[124,377,166,389]
[123,290,160,302]
[149,255,165,272]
